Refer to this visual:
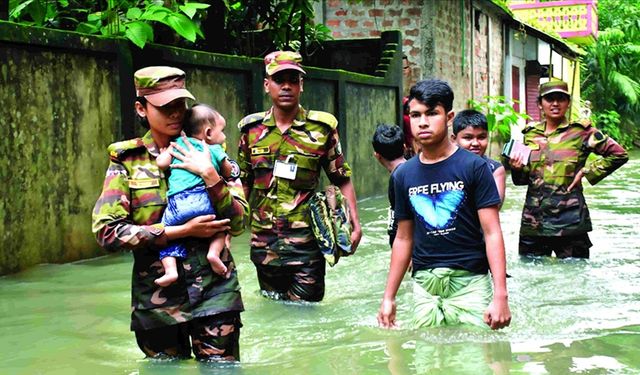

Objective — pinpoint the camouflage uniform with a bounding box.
[511,119,628,257]
[238,106,352,300]
[92,130,248,359]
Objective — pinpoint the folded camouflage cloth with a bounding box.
[309,185,353,266]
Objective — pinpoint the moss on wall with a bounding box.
[0,45,119,274]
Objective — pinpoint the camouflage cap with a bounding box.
[134,66,195,106]
[539,80,570,98]
[264,51,306,76]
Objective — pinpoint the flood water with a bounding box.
[1,152,639,374]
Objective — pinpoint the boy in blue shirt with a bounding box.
[155,104,236,287]
[452,109,506,206]
[377,79,511,330]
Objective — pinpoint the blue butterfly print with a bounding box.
[409,190,465,230]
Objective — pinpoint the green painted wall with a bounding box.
[0,22,402,274]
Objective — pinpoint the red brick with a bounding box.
[369,9,384,17]
[353,32,365,37]
[335,9,347,17]
[409,48,419,56]
[405,28,419,36]
[345,19,358,28]
[382,20,394,28]
[389,9,403,17]
[407,7,421,16]
[363,20,374,28]
[379,0,392,5]
[403,39,414,46]
[400,18,411,26]
[333,31,343,38]
[326,19,341,28]
[370,30,381,37]
[328,0,341,7]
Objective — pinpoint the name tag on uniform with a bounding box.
[128,178,160,189]
[252,146,270,155]
[274,160,297,180]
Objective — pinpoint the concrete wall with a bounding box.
[0,23,402,275]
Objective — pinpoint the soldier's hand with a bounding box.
[169,133,218,179]
[183,215,231,238]
[508,151,525,170]
[567,169,584,192]
[350,223,362,253]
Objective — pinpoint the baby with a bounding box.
[154,104,234,287]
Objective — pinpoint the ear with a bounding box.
[447,110,455,124]
[450,134,456,142]
[204,126,213,140]
[264,78,269,93]
[300,78,304,92]
[134,101,146,117]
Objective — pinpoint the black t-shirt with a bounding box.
[394,148,501,274]
[482,155,503,173]
[387,166,401,247]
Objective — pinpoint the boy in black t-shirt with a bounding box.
[452,109,506,207]
[376,79,511,330]
[372,124,406,247]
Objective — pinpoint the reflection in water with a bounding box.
[0,152,638,374]
[386,335,513,375]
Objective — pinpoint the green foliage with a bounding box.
[9,0,210,48]
[593,110,635,149]
[468,96,530,142]
[222,0,332,55]
[581,0,640,147]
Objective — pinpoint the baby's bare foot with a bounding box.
[207,253,228,276]
[154,271,178,287]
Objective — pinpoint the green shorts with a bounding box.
[412,268,491,329]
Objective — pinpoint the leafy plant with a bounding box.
[593,110,634,149]
[9,0,210,48]
[468,96,530,155]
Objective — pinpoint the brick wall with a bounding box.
[323,0,506,110]
[323,0,424,95]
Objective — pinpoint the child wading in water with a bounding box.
[451,109,506,207]
[155,104,236,286]
[377,79,511,330]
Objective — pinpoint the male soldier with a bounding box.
[508,80,628,258]
[237,51,362,302]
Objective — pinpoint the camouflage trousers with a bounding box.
[134,312,242,361]
[254,258,326,302]
[519,234,592,259]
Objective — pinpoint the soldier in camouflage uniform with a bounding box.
[92,66,248,361]
[237,51,362,302]
[509,80,628,258]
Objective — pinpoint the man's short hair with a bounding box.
[372,124,405,161]
[452,109,488,136]
[408,79,454,112]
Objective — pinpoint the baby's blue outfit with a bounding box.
[159,137,227,260]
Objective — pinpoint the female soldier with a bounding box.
[509,80,628,258]
[92,66,247,361]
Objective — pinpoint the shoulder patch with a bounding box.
[238,112,266,131]
[307,110,338,129]
[107,138,144,160]
[522,124,536,134]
